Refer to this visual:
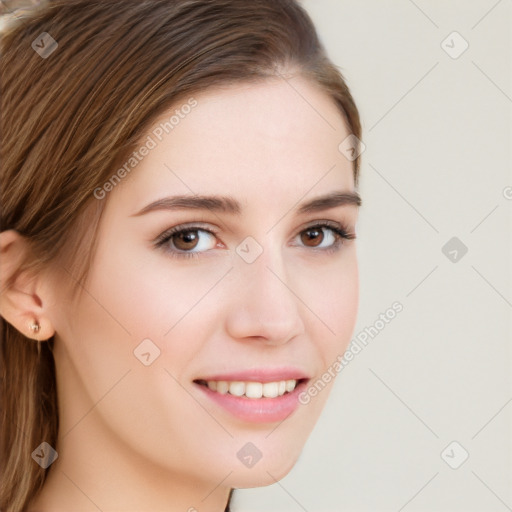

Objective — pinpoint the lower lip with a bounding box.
[195,380,308,424]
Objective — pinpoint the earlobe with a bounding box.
[0,230,56,342]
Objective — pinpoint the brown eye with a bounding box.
[300,228,324,247]
[172,230,200,251]
[156,226,218,257]
[296,224,350,250]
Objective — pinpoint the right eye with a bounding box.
[155,225,219,256]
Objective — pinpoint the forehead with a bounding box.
[113,76,355,212]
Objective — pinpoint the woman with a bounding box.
[0,0,363,510]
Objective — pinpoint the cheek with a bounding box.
[295,248,359,364]
[326,257,359,340]
[54,255,231,472]
[85,237,233,338]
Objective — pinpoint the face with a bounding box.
[47,75,360,494]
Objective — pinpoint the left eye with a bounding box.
[296,226,339,249]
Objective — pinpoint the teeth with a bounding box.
[216,381,229,394]
[228,381,245,397]
[204,379,298,398]
[262,381,279,398]
[285,379,296,392]
[245,382,263,399]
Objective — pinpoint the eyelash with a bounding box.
[154,221,356,260]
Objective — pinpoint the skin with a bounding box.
[2,74,360,511]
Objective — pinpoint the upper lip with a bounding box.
[195,367,311,383]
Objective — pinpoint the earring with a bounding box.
[29,321,40,334]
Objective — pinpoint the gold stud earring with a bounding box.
[29,321,40,334]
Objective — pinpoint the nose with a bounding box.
[223,249,306,346]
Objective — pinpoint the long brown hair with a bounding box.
[0,1,362,510]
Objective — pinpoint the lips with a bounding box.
[195,368,310,383]
[193,368,310,423]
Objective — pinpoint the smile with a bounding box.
[193,374,310,423]
[195,379,299,399]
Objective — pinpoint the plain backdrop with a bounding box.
[235,1,512,511]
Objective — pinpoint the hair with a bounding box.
[0,0,362,510]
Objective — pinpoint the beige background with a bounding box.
[236,1,512,511]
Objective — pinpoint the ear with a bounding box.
[0,230,55,341]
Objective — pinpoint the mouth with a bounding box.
[193,374,310,423]
[194,378,307,399]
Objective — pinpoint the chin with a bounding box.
[226,449,301,489]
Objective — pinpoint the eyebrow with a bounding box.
[297,191,361,214]
[132,191,361,217]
